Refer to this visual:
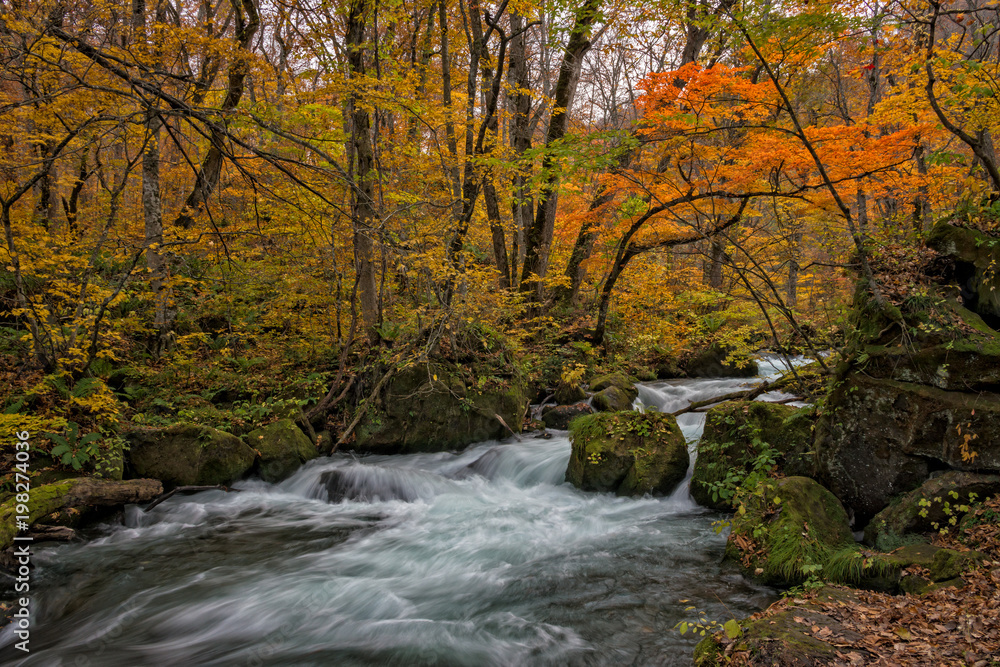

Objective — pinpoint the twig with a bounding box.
[494,413,522,441]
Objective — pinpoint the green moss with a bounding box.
[246,419,318,483]
[567,412,688,496]
[727,476,854,586]
[691,401,815,510]
[0,479,78,550]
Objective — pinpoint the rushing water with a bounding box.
[1,357,806,666]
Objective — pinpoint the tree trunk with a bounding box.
[519,0,601,307]
[346,0,382,342]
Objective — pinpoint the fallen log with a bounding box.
[1,477,162,551]
[670,381,774,417]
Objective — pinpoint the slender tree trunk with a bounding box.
[346,0,381,342]
[508,12,533,287]
[520,0,601,307]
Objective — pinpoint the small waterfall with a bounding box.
[0,358,820,666]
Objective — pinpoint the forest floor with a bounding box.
[713,495,1000,666]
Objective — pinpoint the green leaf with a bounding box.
[724,619,742,639]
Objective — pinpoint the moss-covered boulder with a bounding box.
[566,412,689,496]
[554,381,587,405]
[591,386,635,412]
[245,419,318,483]
[815,373,1000,526]
[590,373,636,395]
[863,471,1000,548]
[927,220,1000,326]
[127,423,256,488]
[541,402,593,430]
[726,476,855,586]
[683,345,758,378]
[352,360,527,454]
[587,373,638,412]
[692,401,816,510]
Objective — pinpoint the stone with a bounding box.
[590,373,637,394]
[683,345,758,378]
[926,220,1000,327]
[245,419,318,483]
[127,423,256,488]
[725,476,855,586]
[352,360,527,454]
[691,401,815,510]
[554,381,587,405]
[541,402,593,430]
[566,412,689,497]
[864,471,1000,548]
[591,386,635,412]
[815,373,1000,526]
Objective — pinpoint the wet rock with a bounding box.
[691,401,816,510]
[591,386,635,412]
[588,372,638,412]
[725,476,854,587]
[541,402,593,430]
[245,419,318,483]
[566,412,689,497]
[320,466,452,503]
[683,345,758,378]
[127,423,256,488]
[815,373,1000,526]
[926,220,1000,327]
[554,381,587,405]
[352,360,528,454]
[864,471,1000,548]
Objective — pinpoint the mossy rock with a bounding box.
[683,345,758,378]
[864,471,1000,548]
[726,476,854,587]
[589,372,637,395]
[352,359,527,454]
[926,220,1000,326]
[694,587,871,666]
[127,423,256,488]
[591,386,635,412]
[567,412,689,497]
[815,373,1000,526]
[692,401,816,510]
[554,381,587,405]
[245,419,318,483]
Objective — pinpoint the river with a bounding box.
[1,357,806,666]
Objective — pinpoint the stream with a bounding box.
[1,357,805,666]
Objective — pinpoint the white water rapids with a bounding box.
[0,356,808,666]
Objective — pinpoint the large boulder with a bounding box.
[245,419,318,483]
[352,361,527,454]
[864,471,1000,548]
[691,401,815,510]
[683,345,758,378]
[541,402,593,430]
[566,412,689,496]
[725,476,855,586]
[815,373,1000,527]
[127,423,256,488]
[926,220,1000,327]
[588,373,638,412]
